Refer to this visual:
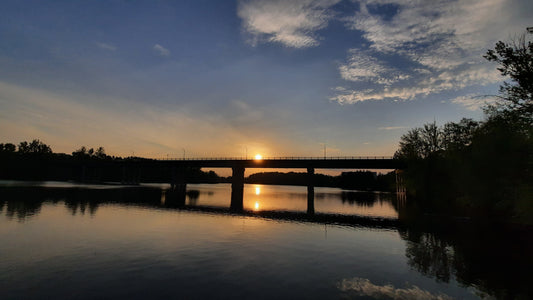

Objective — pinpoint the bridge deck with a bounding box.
[153,157,402,169]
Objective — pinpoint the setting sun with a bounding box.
[254,154,262,160]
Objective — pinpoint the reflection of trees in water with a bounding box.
[400,222,533,299]
[402,230,454,282]
[341,191,376,207]
[0,187,52,221]
[64,198,98,216]
[0,186,165,220]
[62,188,163,215]
[1,196,43,221]
[187,190,200,206]
[339,191,394,208]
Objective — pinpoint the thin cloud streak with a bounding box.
[153,44,170,56]
[378,126,406,130]
[96,42,117,51]
[451,94,497,111]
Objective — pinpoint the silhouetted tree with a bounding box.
[17,139,52,154]
[441,118,480,151]
[95,147,106,158]
[0,143,16,153]
[484,34,533,124]
[72,146,108,159]
[395,122,443,160]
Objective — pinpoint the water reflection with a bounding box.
[340,191,379,207]
[338,277,452,300]
[400,223,533,299]
[1,183,532,299]
[0,183,398,225]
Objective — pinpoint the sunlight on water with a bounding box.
[176,183,398,218]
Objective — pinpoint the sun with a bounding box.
[254,154,262,160]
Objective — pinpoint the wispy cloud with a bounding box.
[96,42,117,51]
[153,44,170,56]
[339,49,409,85]
[331,0,531,105]
[451,94,497,111]
[237,0,340,48]
[378,126,406,130]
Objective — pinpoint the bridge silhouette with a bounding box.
[155,156,403,213]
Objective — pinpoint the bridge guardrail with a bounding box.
[154,156,394,161]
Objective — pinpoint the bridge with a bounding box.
[155,156,404,213]
[155,156,399,169]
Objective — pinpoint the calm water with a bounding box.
[0,182,531,299]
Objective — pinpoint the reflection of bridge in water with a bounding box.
[0,185,400,230]
[160,157,404,214]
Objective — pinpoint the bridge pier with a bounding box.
[307,167,315,214]
[167,166,186,206]
[121,164,141,185]
[231,166,245,211]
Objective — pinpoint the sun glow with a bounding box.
[254,154,262,160]
[254,201,260,210]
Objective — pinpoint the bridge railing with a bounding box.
[154,156,394,161]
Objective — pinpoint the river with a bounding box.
[0,181,531,299]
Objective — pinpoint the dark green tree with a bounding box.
[72,146,88,158]
[394,122,443,160]
[441,118,479,151]
[72,146,108,159]
[484,34,533,124]
[17,139,52,154]
[0,143,16,153]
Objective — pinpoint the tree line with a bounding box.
[395,34,532,224]
[246,171,395,191]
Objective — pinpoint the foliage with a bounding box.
[17,139,52,154]
[393,34,533,224]
[72,146,108,159]
[484,34,533,124]
[0,143,16,153]
[395,115,531,222]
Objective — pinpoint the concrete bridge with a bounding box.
[159,156,403,213]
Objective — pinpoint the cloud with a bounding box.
[451,94,497,111]
[237,0,340,48]
[378,126,406,130]
[339,49,409,85]
[96,42,117,51]
[153,44,170,56]
[331,0,531,105]
[338,277,453,300]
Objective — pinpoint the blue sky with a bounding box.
[1,0,532,159]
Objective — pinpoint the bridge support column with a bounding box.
[231,166,245,211]
[167,166,186,207]
[307,167,315,214]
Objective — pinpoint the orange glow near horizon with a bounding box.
[254,154,262,160]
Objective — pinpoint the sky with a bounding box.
[1,0,532,160]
